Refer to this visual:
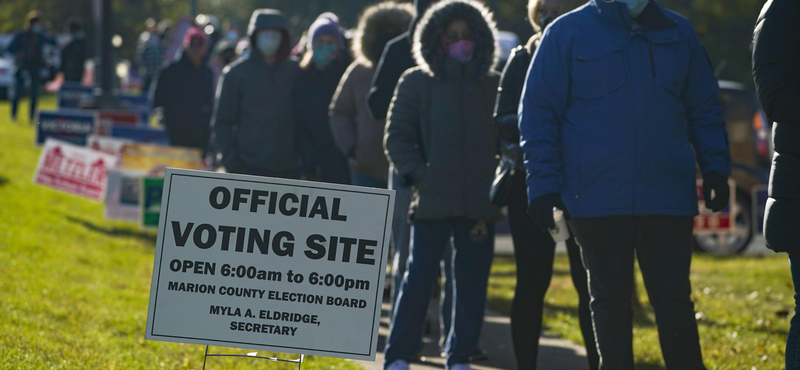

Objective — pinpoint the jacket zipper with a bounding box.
[646,40,655,78]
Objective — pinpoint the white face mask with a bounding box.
[616,0,649,18]
[256,30,282,57]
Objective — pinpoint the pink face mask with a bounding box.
[444,39,476,63]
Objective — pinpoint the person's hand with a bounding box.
[703,171,730,213]
[528,193,570,230]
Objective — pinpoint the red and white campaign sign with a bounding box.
[33,138,118,201]
[694,180,737,234]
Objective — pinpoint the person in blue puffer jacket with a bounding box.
[519,0,731,368]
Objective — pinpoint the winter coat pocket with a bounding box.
[571,43,626,100]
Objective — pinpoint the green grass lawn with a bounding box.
[487,252,795,370]
[0,97,361,370]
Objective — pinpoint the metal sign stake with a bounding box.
[202,345,305,370]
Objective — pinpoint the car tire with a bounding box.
[693,190,754,255]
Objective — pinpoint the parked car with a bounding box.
[693,80,772,255]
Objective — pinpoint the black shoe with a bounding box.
[468,348,488,362]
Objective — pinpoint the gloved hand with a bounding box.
[528,193,570,231]
[703,171,730,213]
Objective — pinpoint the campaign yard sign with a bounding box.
[694,179,738,234]
[118,94,151,123]
[110,126,169,146]
[36,110,95,146]
[141,176,165,228]
[58,82,94,109]
[145,169,395,361]
[120,143,203,173]
[33,138,117,201]
[104,169,143,221]
[88,135,131,161]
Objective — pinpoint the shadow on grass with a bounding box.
[65,215,157,246]
[0,175,9,187]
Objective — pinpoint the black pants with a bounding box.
[569,216,706,370]
[507,174,599,370]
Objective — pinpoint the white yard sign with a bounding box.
[145,169,395,361]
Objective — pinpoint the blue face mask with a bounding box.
[616,0,649,18]
[312,44,338,67]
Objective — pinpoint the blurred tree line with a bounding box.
[0,0,765,85]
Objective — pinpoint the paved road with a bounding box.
[355,303,589,370]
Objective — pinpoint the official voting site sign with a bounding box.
[141,176,165,228]
[145,169,395,361]
[57,83,95,109]
[36,110,95,146]
[33,138,117,201]
[694,179,738,234]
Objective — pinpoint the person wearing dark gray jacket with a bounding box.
[212,9,301,178]
[382,1,501,369]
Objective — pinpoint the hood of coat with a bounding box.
[352,2,415,68]
[413,0,499,79]
[247,9,292,63]
[410,0,437,34]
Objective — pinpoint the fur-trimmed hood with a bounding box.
[352,2,415,68]
[412,0,499,78]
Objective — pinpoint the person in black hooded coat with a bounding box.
[493,0,598,368]
[752,0,800,368]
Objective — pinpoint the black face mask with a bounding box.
[539,14,557,30]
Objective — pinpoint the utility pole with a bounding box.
[94,0,117,108]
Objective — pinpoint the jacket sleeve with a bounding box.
[384,70,426,184]
[682,25,731,177]
[494,47,528,141]
[329,65,359,158]
[753,0,800,124]
[367,41,403,120]
[211,67,238,166]
[519,28,569,202]
[150,67,169,109]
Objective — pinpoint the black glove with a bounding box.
[528,193,570,231]
[703,171,730,213]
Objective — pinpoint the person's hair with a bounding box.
[299,47,313,69]
[27,10,41,28]
[528,0,542,32]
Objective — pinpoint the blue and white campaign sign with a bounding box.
[111,126,169,146]
[146,169,395,361]
[119,94,151,124]
[58,83,95,109]
[36,110,95,146]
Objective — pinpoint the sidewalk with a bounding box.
[356,303,589,370]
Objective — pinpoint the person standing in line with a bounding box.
[493,0,598,368]
[292,14,352,185]
[383,1,501,369]
[212,9,301,179]
[151,27,215,153]
[367,0,464,357]
[330,2,414,188]
[752,0,800,368]
[7,11,55,122]
[60,19,87,83]
[136,22,165,93]
[519,0,731,369]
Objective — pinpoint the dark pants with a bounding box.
[384,218,494,369]
[788,253,800,369]
[507,174,599,370]
[569,216,705,370]
[387,169,453,349]
[226,159,299,180]
[11,66,41,121]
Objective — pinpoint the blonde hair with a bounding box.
[528,0,543,32]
